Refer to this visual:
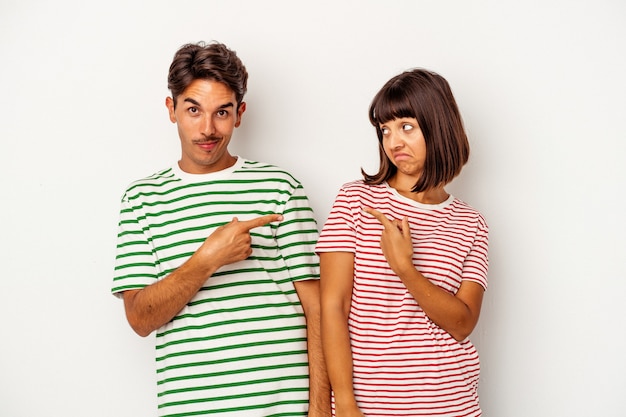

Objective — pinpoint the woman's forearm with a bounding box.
[396,265,484,341]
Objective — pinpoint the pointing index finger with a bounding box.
[363,207,393,228]
[239,214,283,231]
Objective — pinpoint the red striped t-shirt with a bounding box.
[316,180,489,417]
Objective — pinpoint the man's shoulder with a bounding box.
[121,167,178,199]
[239,159,284,172]
[237,159,301,183]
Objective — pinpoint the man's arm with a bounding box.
[293,279,331,416]
[123,214,282,337]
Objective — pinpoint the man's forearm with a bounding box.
[306,312,331,416]
[123,255,218,336]
[122,215,283,337]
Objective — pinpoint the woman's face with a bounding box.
[380,117,427,180]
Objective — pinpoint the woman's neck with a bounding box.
[387,177,449,205]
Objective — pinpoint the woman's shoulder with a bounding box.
[450,197,489,229]
[339,179,387,193]
[330,180,391,208]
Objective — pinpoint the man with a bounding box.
[112,41,329,417]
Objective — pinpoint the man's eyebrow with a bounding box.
[182,98,234,110]
[183,97,201,107]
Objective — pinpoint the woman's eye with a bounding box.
[380,127,389,135]
[402,124,413,131]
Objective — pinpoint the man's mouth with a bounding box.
[193,137,221,151]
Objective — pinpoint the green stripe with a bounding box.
[159,388,309,410]
[156,337,307,364]
[129,179,296,203]
[157,360,309,386]
[112,272,156,281]
[114,262,154,271]
[159,313,304,338]
[115,251,152,260]
[160,400,308,417]
[143,206,285,224]
[156,326,306,350]
[176,302,299,321]
[111,283,148,293]
[116,238,148,248]
[138,195,286,210]
[139,210,273,230]
[158,374,309,400]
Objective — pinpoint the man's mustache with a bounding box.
[192,136,222,144]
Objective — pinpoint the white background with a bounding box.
[1,1,625,416]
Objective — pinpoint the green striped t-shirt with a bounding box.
[112,158,320,417]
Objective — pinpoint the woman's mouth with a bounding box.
[393,152,411,161]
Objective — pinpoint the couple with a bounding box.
[112,41,489,417]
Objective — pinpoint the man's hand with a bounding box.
[123,213,283,336]
[363,207,414,276]
[195,214,283,268]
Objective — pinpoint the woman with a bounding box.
[316,69,489,417]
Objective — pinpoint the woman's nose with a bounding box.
[388,131,404,149]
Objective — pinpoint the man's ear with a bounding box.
[165,97,176,123]
[235,101,246,127]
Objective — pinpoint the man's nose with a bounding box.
[201,115,215,136]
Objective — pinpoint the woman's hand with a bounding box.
[363,207,414,276]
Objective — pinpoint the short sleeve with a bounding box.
[462,215,489,290]
[275,183,320,281]
[315,186,358,254]
[111,193,158,297]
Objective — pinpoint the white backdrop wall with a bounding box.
[1,1,624,416]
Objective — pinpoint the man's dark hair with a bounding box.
[167,41,248,108]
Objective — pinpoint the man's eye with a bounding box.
[217,110,228,117]
[188,107,198,114]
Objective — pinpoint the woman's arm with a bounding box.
[393,268,484,341]
[363,208,484,341]
[320,252,364,417]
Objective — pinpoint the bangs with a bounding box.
[370,83,416,126]
[365,68,469,191]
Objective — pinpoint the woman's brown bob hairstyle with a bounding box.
[363,68,469,193]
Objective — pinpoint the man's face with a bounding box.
[166,79,246,174]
